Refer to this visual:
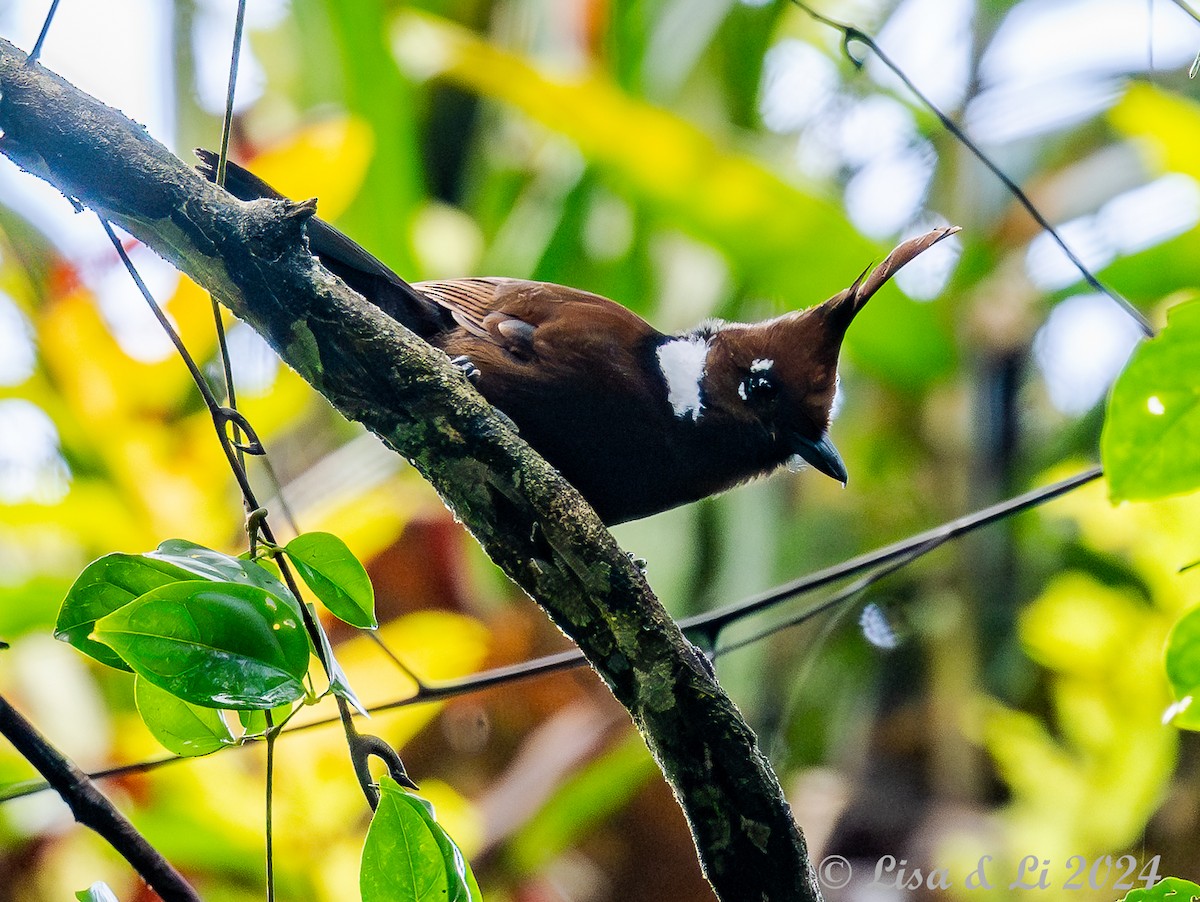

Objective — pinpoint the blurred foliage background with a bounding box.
[1,0,1200,899]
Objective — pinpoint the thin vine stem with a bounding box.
[215,0,247,190]
[790,0,1156,338]
[0,463,1103,804]
[98,221,348,731]
[210,0,248,474]
[265,710,277,902]
[1166,0,1200,24]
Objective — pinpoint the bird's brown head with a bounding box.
[708,226,960,484]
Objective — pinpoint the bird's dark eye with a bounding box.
[740,372,778,404]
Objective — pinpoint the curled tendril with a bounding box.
[842,30,868,69]
[215,406,265,455]
[350,733,419,809]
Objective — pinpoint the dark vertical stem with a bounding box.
[265,710,277,902]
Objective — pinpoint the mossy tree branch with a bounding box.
[0,38,820,901]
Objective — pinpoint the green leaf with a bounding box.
[1165,607,1200,732]
[134,675,236,756]
[1103,300,1200,502]
[55,553,195,671]
[148,539,302,617]
[94,581,310,710]
[55,539,307,673]
[238,702,294,736]
[75,882,120,902]
[1118,876,1200,900]
[284,532,377,629]
[311,610,368,716]
[361,777,482,902]
[361,778,449,902]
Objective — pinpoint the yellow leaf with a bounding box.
[1018,574,1142,677]
[1110,83,1200,181]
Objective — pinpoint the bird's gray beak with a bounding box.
[792,431,848,486]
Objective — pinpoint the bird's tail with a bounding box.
[194,149,449,338]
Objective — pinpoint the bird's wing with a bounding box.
[413,279,505,340]
[413,278,653,365]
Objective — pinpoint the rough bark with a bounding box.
[0,39,821,901]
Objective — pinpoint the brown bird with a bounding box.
[197,150,956,525]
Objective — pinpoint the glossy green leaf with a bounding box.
[1103,300,1200,501]
[148,539,302,616]
[361,777,482,902]
[56,539,307,674]
[284,532,377,629]
[423,797,483,902]
[55,553,194,671]
[94,581,310,710]
[134,675,236,756]
[75,882,120,902]
[1118,876,1200,900]
[361,778,449,902]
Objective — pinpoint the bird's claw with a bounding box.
[450,355,481,383]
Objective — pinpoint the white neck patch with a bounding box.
[657,336,710,420]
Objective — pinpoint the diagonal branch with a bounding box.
[0,38,818,901]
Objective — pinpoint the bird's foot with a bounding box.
[450,354,481,383]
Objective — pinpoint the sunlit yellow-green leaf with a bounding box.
[1103,300,1200,502]
[134,675,237,756]
[1111,84,1200,183]
[1018,574,1143,677]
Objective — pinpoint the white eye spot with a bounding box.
[738,382,748,401]
[657,337,710,420]
[750,358,774,373]
[1148,395,1166,415]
